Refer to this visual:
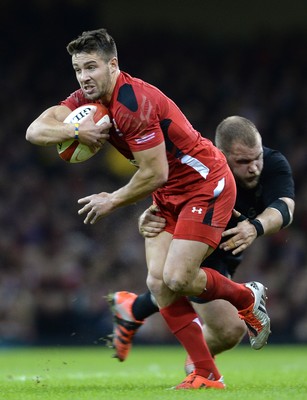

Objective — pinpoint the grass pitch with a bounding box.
[0,344,306,400]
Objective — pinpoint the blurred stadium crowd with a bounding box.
[1,3,307,347]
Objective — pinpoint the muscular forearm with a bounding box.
[78,167,167,225]
[26,118,75,146]
[26,105,73,146]
[254,208,283,235]
[220,197,294,254]
[255,197,294,235]
[78,142,169,224]
[111,143,169,209]
[111,167,166,208]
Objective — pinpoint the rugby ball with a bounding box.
[57,103,110,163]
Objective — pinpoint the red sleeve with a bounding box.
[115,111,164,153]
[60,90,96,110]
[111,84,166,153]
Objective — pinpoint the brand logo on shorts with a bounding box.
[192,207,203,214]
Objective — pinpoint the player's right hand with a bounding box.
[78,109,112,150]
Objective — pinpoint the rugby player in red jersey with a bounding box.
[26,29,270,390]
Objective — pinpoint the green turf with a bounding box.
[0,345,306,399]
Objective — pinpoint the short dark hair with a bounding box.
[66,28,117,61]
[215,116,261,155]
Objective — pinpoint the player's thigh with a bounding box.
[163,238,212,284]
[145,230,172,280]
[193,299,242,331]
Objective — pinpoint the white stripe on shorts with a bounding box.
[213,177,225,198]
[180,155,225,198]
[180,154,210,179]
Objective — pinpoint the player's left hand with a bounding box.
[78,193,114,224]
[219,209,258,254]
[138,205,166,238]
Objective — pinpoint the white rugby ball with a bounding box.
[57,103,110,163]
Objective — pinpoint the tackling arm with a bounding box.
[220,196,295,254]
[138,205,166,238]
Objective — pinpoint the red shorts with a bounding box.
[152,169,236,249]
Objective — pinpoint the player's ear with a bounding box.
[109,57,118,72]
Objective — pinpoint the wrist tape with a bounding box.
[248,218,264,237]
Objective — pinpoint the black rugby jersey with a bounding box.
[201,146,295,278]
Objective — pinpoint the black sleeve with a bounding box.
[261,147,295,207]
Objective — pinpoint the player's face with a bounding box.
[227,142,264,189]
[72,52,117,101]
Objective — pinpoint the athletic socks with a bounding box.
[198,267,254,310]
[130,266,253,323]
[128,269,252,380]
[160,296,221,380]
[131,267,253,322]
[132,291,159,321]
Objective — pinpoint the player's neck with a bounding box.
[104,69,120,105]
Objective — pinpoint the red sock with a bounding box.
[160,297,221,380]
[198,267,253,310]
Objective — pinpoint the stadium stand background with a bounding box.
[1,0,306,346]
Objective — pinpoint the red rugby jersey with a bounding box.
[61,71,228,194]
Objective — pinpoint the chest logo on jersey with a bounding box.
[192,207,203,214]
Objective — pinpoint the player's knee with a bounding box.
[163,271,189,293]
[146,274,163,297]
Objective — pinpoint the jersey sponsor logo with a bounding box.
[192,207,203,214]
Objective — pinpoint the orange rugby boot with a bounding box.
[106,291,143,361]
[174,372,226,390]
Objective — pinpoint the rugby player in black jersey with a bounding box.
[107,115,295,370]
